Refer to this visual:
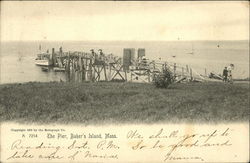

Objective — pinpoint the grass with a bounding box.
[0,81,249,124]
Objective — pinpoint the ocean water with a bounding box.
[0,40,249,84]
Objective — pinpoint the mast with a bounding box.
[187,43,194,55]
[191,43,194,54]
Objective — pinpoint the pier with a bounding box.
[37,47,210,83]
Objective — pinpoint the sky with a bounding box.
[0,1,249,41]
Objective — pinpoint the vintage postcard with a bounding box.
[0,1,249,163]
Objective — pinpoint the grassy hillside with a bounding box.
[0,82,249,124]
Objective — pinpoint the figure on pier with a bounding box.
[227,64,234,83]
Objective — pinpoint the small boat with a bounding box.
[35,59,50,66]
[35,53,52,66]
[41,67,49,72]
[187,43,194,55]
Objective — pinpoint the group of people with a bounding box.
[223,64,234,83]
[90,49,119,63]
[90,49,106,61]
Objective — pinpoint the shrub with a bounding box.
[153,68,174,88]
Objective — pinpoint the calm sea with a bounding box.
[0,40,249,84]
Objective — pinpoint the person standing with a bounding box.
[98,49,104,60]
[223,67,228,82]
[90,49,97,60]
[227,64,234,83]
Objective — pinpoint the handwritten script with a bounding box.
[1,123,249,162]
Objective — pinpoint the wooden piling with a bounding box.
[164,62,167,71]
[190,68,193,81]
[174,63,176,76]
[103,65,107,81]
[78,55,82,82]
[66,52,71,82]
[89,59,93,82]
[109,64,112,81]
[182,67,184,77]
[186,65,189,73]
[83,56,86,81]
[52,48,55,66]
[72,56,75,82]
[148,71,150,82]
[125,69,127,81]
[130,71,132,82]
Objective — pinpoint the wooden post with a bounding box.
[58,47,63,67]
[66,52,71,82]
[182,67,184,77]
[103,64,107,81]
[52,48,55,66]
[124,69,127,81]
[79,55,82,82]
[130,70,133,82]
[82,59,86,81]
[186,65,189,73]
[72,56,75,82]
[97,66,100,81]
[174,63,176,76]
[84,58,87,81]
[79,56,82,82]
[190,68,193,81]
[89,58,93,82]
[148,71,150,82]
[109,64,112,81]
